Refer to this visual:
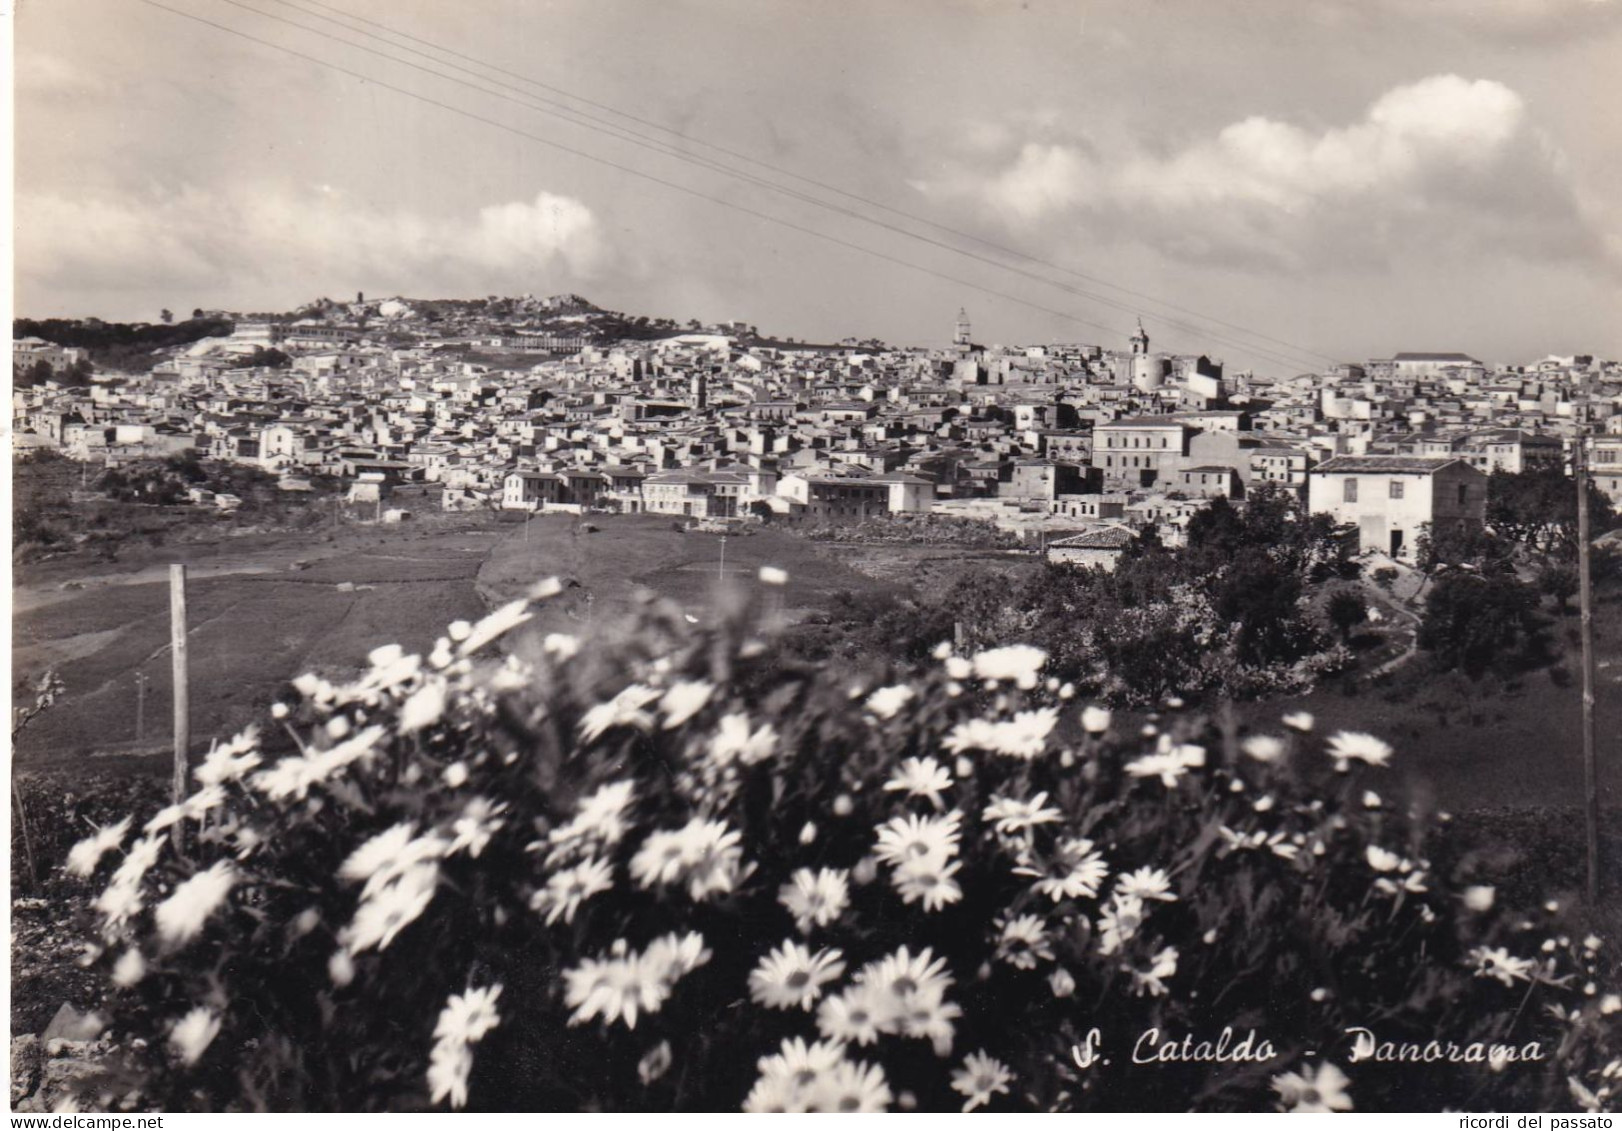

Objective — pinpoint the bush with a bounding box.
[801,513,1021,549]
[1326,588,1369,643]
[1419,571,1545,676]
[64,587,1619,1112]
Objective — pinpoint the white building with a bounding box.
[1307,456,1486,559]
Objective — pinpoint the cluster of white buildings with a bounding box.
[13,297,1622,566]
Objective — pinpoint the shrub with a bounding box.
[1419,571,1545,676]
[65,584,1619,1112]
[1326,588,1369,643]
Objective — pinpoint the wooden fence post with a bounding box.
[170,565,190,845]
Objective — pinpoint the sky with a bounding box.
[13,0,1622,376]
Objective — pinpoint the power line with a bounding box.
[135,0,1139,346]
[276,0,1341,369]
[236,0,1330,373]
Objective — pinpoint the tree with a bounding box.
[18,359,53,387]
[1326,588,1369,643]
[1418,571,1543,677]
[1536,562,1579,614]
[192,308,206,320]
[160,309,174,324]
[232,347,291,369]
[1487,467,1617,556]
[1414,520,1508,576]
[63,357,94,387]
[1213,546,1314,666]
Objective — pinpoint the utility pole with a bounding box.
[169,565,191,843]
[718,534,727,581]
[1574,431,1601,906]
[134,670,147,742]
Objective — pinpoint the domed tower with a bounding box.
[1130,319,1164,391]
[1130,318,1150,357]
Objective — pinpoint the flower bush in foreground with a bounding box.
[66,582,1619,1112]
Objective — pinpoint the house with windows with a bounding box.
[1091,416,1191,488]
[1306,456,1485,559]
[1046,525,1137,571]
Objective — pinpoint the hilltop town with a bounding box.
[12,294,1622,568]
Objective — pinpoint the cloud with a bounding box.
[15,186,612,307]
[1326,0,1622,42]
[924,75,1611,273]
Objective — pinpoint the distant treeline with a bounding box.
[13,316,235,371]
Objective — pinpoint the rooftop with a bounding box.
[1050,526,1137,549]
[1312,456,1470,474]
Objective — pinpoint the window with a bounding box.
[1344,478,1359,503]
[1458,484,1468,506]
[1389,479,1404,499]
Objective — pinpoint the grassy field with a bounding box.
[11,518,503,770]
[476,513,913,630]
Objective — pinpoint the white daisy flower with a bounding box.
[427,1040,473,1108]
[874,810,962,869]
[111,948,146,988]
[458,600,533,657]
[1469,945,1536,987]
[659,680,714,729]
[169,1006,221,1066]
[532,857,615,925]
[864,684,915,720]
[1028,837,1109,902]
[1365,845,1402,873]
[883,756,953,807]
[1132,945,1179,997]
[545,780,637,859]
[778,867,851,935]
[1325,731,1393,772]
[951,1050,1013,1112]
[578,684,660,742]
[434,984,503,1046]
[1125,744,1205,788]
[1271,1061,1353,1112]
[1281,711,1315,733]
[447,797,507,858]
[194,727,263,786]
[709,713,778,766]
[982,792,1063,835]
[1115,865,1177,903]
[1098,893,1147,956]
[996,914,1054,970]
[341,864,440,953]
[1073,707,1110,738]
[1241,734,1286,763]
[816,984,890,1047]
[396,679,445,733]
[748,941,847,1011]
[66,817,132,879]
[809,1058,892,1113]
[891,855,963,911]
[971,644,1047,685]
[154,860,237,947]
